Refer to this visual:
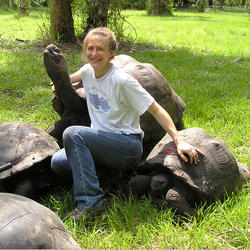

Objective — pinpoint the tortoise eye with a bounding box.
[54,48,60,53]
[210,140,220,148]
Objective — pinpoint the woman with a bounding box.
[51,27,202,220]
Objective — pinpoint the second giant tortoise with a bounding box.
[0,192,81,249]
[44,44,186,157]
[0,122,60,197]
[128,127,249,216]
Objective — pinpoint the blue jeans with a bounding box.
[51,126,143,210]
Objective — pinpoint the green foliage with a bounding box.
[0,0,7,6]
[121,0,146,9]
[146,0,174,16]
[71,0,88,37]
[14,0,31,15]
[71,0,132,43]
[108,0,134,43]
[225,0,245,6]
[196,0,209,11]
[31,0,48,7]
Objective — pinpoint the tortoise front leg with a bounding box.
[165,186,196,217]
[127,175,152,197]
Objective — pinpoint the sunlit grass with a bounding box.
[124,9,249,57]
[0,6,249,249]
[41,183,249,249]
[0,7,48,41]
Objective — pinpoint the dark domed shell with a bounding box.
[0,122,60,179]
[146,127,242,201]
[0,192,81,249]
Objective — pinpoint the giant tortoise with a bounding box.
[44,44,186,157]
[0,192,81,249]
[127,127,250,216]
[0,122,60,197]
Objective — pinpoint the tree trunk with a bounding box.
[50,0,75,43]
[219,0,224,9]
[8,0,14,8]
[198,0,206,12]
[18,0,30,16]
[183,0,189,8]
[84,0,110,36]
[148,0,168,15]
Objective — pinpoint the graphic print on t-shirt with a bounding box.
[89,87,111,112]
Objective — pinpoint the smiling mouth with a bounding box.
[90,58,100,62]
[90,59,102,65]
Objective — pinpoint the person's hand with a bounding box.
[50,82,59,99]
[176,140,203,165]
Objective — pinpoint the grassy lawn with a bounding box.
[0,6,249,249]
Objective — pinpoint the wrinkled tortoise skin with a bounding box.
[0,193,81,249]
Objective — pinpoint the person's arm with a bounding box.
[148,101,203,164]
[70,68,83,83]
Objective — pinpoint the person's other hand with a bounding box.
[50,82,58,99]
[176,140,203,165]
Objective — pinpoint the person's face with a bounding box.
[86,35,115,77]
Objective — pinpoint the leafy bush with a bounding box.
[14,0,31,15]
[196,0,209,11]
[71,0,132,43]
[146,0,174,15]
[121,0,146,9]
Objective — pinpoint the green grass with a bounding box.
[124,9,250,57]
[41,186,250,249]
[0,6,49,41]
[0,7,249,249]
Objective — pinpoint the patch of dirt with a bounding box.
[0,38,167,54]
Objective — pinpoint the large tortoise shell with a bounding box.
[146,127,241,201]
[0,122,59,180]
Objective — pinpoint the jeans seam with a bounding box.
[73,145,89,208]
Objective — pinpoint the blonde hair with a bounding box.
[83,27,118,60]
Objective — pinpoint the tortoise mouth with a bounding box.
[44,50,61,64]
[44,44,62,64]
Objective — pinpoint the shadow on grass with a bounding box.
[0,44,249,123]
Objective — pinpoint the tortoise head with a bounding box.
[43,44,68,74]
[151,174,170,192]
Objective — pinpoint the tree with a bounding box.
[147,0,173,15]
[84,0,110,35]
[8,0,14,8]
[196,0,208,11]
[219,0,224,9]
[14,0,31,15]
[50,0,75,42]
[49,0,126,43]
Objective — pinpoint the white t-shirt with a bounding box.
[80,63,154,136]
